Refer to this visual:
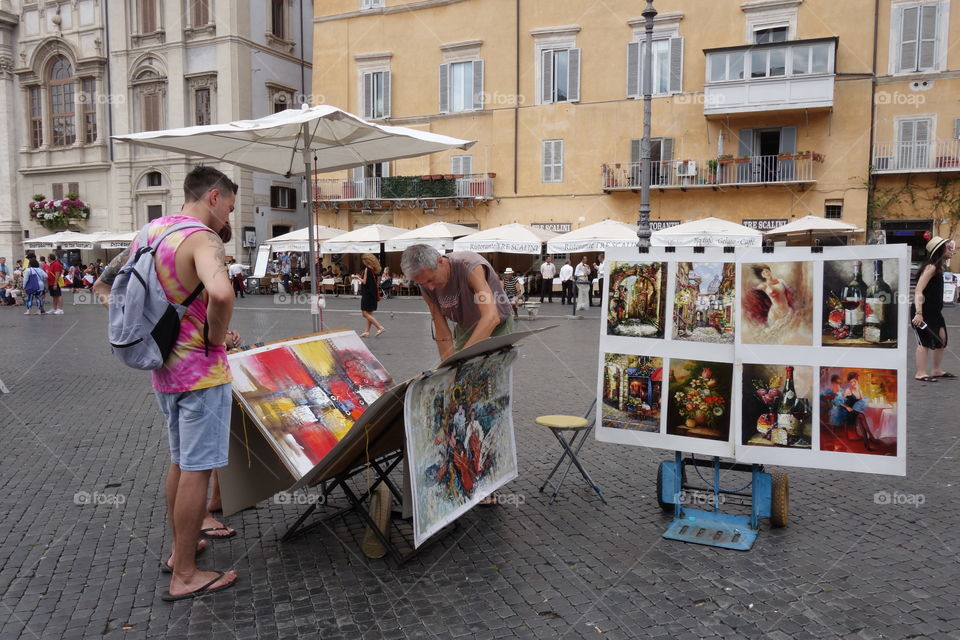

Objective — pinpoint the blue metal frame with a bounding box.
[659,452,772,551]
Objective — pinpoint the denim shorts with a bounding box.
[154,383,232,471]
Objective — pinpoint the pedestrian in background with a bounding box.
[47,253,64,315]
[559,258,574,305]
[358,253,385,337]
[539,256,556,303]
[22,258,46,315]
[912,235,956,381]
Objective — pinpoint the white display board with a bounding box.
[595,245,908,476]
[253,244,271,278]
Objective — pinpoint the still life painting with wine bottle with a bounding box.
[742,364,813,448]
[822,258,899,348]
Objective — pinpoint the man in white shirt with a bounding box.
[227,260,246,298]
[539,256,557,303]
[558,258,574,305]
[592,254,606,307]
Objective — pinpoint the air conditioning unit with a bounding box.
[675,160,697,177]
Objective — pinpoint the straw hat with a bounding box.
[926,235,949,255]
[504,267,514,274]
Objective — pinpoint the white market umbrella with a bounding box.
[265,225,347,253]
[453,223,559,255]
[321,224,408,254]
[650,216,763,247]
[547,219,639,253]
[92,231,137,249]
[23,230,98,250]
[765,215,862,236]
[385,221,478,252]
[113,104,475,331]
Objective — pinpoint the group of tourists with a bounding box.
[0,253,104,313]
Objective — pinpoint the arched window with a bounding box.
[132,57,167,132]
[49,56,76,147]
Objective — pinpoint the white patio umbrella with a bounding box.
[92,231,138,249]
[23,231,98,250]
[265,225,347,253]
[547,219,639,253]
[650,217,763,247]
[385,221,478,252]
[113,104,475,330]
[765,215,862,235]
[453,223,559,255]
[321,224,408,254]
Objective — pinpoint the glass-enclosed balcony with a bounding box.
[703,38,837,116]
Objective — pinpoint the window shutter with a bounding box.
[472,60,484,109]
[462,155,473,175]
[68,182,79,196]
[640,42,649,96]
[541,49,554,104]
[555,140,564,181]
[144,92,160,131]
[438,63,449,113]
[915,118,930,144]
[660,138,674,163]
[351,167,364,181]
[918,4,938,70]
[381,71,391,118]
[567,48,580,102]
[363,72,373,119]
[627,42,640,98]
[668,37,683,94]
[779,126,797,154]
[737,128,754,182]
[899,6,918,72]
[630,139,641,164]
[899,119,915,145]
[954,118,960,140]
[451,156,461,174]
[542,140,553,181]
[53,183,64,200]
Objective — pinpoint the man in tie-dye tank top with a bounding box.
[95,166,240,601]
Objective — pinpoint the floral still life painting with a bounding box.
[606,262,668,338]
[665,359,733,442]
[404,349,519,548]
[740,261,813,346]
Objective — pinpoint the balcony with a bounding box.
[703,38,836,116]
[871,140,960,174]
[313,173,494,210]
[601,153,820,192]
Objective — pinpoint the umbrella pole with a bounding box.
[303,122,320,333]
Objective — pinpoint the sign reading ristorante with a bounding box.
[650,220,681,231]
[742,218,789,231]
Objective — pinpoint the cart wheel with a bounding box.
[770,472,789,528]
[655,462,686,512]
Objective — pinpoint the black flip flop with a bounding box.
[199,526,237,540]
[161,571,237,602]
[934,372,957,379]
[160,541,208,574]
[915,376,939,382]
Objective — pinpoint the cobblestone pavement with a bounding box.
[1,293,959,639]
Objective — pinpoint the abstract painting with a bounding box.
[601,353,663,432]
[404,349,519,548]
[665,359,733,441]
[229,332,394,477]
[819,366,897,456]
[740,261,813,346]
[673,262,736,343]
[606,261,668,338]
[741,364,813,448]
[822,259,899,348]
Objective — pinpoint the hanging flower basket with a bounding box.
[28,193,91,230]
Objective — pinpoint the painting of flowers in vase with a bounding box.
[665,359,733,441]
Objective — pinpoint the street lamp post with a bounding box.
[637,0,657,248]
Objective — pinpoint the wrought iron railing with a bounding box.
[314,174,494,200]
[601,153,818,190]
[871,140,960,172]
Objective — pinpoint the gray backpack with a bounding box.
[108,221,210,370]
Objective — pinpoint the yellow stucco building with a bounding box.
[311,0,959,258]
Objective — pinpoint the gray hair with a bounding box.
[400,244,441,277]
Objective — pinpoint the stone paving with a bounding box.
[0,293,959,639]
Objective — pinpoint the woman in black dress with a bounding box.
[912,235,956,381]
[358,253,385,337]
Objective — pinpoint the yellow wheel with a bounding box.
[770,472,789,528]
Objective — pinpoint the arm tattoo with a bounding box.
[209,234,229,279]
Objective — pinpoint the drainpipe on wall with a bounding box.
[103,0,113,162]
[513,0,519,195]
[866,0,880,235]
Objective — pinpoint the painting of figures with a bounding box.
[822,259,899,348]
[740,261,813,345]
[665,359,733,441]
[606,262,668,338]
[404,349,519,548]
[819,367,897,456]
[673,262,736,343]
[741,364,813,448]
[601,353,663,432]
[229,332,393,477]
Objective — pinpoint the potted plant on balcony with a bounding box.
[707,159,719,184]
[28,193,91,230]
[776,152,794,161]
[795,150,812,159]
[718,154,735,165]
[734,156,750,164]
[812,152,826,163]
